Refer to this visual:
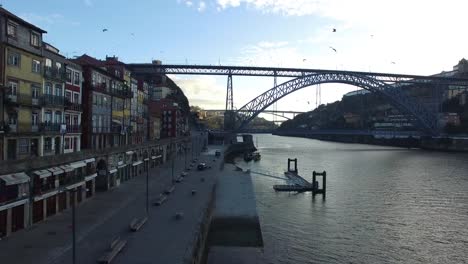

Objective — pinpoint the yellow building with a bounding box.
[2,12,47,160]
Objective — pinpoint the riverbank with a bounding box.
[273,131,468,152]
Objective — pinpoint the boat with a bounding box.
[252,152,261,161]
[244,152,253,162]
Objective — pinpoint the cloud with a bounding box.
[168,75,226,109]
[84,0,93,7]
[19,13,64,26]
[198,1,207,12]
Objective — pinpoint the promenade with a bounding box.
[0,145,222,264]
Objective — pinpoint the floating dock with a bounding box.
[273,159,326,195]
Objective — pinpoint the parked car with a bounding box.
[197,163,207,170]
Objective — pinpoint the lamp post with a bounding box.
[71,189,76,264]
[171,137,174,184]
[145,161,149,215]
[184,141,187,170]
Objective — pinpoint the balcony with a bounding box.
[2,122,44,134]
[4,94,41,107]
[67,124,81,133]
[43,66,67,81]
[92,126,110,133]
[41,94,64,107]
[112,88,133,98]
[64,100,83,112]
[40,122,61,132]
[91,82,108,93]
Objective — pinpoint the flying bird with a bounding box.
[329,46,337,52]
[130,33,135,36]
[391,61,396,64]
[332,28,336,32]
[303,58,307,62]
[102,29,108,32]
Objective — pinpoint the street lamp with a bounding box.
[145,161,149,215]
[59,187,78,264]
[171,137,175,184]
[184,141,187,170]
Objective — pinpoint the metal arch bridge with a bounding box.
[202,109,304,121]
[128,64,468,135]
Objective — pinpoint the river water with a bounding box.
[237,134,468,264]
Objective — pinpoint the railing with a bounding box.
[67,124,81,133]
[4,94,41,107]
[90,82,108,93]
[40,122,61,132]
[112,89,133,98]
[44,66,67,81]
[92,126,110,133]
[1,122,44,134]
[64,100,82,111]
[41,94,64,106]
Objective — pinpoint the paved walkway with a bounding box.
[0,144,222,264]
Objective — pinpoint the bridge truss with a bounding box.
[128,64,468,135]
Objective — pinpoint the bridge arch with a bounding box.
[235,72,438,134]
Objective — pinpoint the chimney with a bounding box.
[152,60,162,65]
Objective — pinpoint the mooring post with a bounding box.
[294,158,297,173]
[287,158,291,172]
[312,171,317,193]
[322,171,326,194]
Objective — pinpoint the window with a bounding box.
[45,111,52,123]
[7,51,20,67]
[44,137,52,151]
[32,60,41,73]
[8,81,18,96]
[92,115,97,129]
[45,83,52,95]
[73,93,80,104]
[66,69,72,83]
[55,62,62,70]
[65,91,72,102]
[32,113,39,126]
[45,58,52,67]
[30,33,40,47]
[74,72,80,85]
[19,139,29,154]
[65,138,71,150]
[8,113,17,125]
[73,115,79,125]
[55,111,62,124]
[65,114,71,126]
[7,22,17,37]
[31,85,40,99]
[54,84,62,96]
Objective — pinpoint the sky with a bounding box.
[4,0,468,120]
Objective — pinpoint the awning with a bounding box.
[85,158,96,163]
[126,151,134,155]
[118,161,124,166]
[151,156,157,160]
[48,167,64,176]
[60,165,74,173]
[0,172,30,186]
[109,169,117,174]
[132,161,143,166]
[70,161,86,169]
[85,173,97,181]
[118,164,127,169]
[33,170,52,179]
[151,155,162,160]
[144,158,149,161]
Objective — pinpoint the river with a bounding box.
[236,134,468,264]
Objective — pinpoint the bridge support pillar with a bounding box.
[224,74,235,130]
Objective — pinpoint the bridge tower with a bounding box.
[224,74,235,130]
